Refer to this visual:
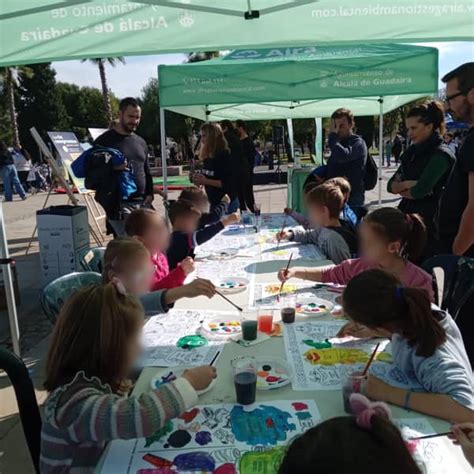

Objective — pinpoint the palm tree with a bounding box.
[0,66,33,147]
[82,57,125,123]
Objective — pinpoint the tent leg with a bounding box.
[0,202,20,356]
[378,97,384,206]
[159,108,168,197]
[286,118,295,163]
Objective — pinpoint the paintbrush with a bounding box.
[276,215,288,250]
[278,252,294,300]
[409,431,452,440]
[362,342,380,376]
[209,350,220,367]
[215,288,243,312]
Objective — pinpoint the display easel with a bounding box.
[25,127,107,255]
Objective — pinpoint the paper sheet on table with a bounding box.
[283,320,391,390]
[100,400,321,474]
[260,241,324,261]
[141,309,237,367]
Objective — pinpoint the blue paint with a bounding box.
[172,452,215,471]
[195,431,212,446]
[230,405,296,446]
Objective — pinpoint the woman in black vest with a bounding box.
[387,101,455,259]
[192,123,233,212]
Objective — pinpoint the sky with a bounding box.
[52,42,474,98]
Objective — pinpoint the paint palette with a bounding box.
[208,249,239,260]
[215,277,249,294]
[297,297,334,316]
[201,318,242,337]
[150,368,216,396]
[255,357,294,390]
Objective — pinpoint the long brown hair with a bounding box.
[199,122,229,160]
[102,237,150,284]
[407,100,446,135]
[364,207,426,261]
[279,415,421,474]
[44,284,144,393]
[343,269,446,357]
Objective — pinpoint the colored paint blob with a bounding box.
[195,431,212,446]
[214,463,237,474]
[295,411,312,420]
[176,335,208,349]
[167,430,192,448]
[173,452,215,472]
[262,364,272,371]
[292,402,308,411]
[257,370,269,378]
[142,453,173,468]
[145,420,174,447]
[179,407,200,423]
[266,376,280,383]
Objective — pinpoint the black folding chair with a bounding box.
[0,348,41,473]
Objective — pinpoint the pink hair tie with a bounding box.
[350,393,391,430]
[111,277,127,296]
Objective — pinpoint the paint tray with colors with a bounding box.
[215,277,249,294]
[297,297,334,316]
[256,357,294,390]
[201,318,242,338]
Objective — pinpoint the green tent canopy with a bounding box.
[159,44,438,120]
[1,0,472,66]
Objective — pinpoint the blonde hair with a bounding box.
[102,237,150,284]
[44,284,144,393]
[199,122,229,160]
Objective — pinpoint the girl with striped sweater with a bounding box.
[40,283,216,473]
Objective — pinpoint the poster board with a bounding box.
[47,131,86,193]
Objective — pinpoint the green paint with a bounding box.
[303,339,332,349]
[295,411,312,420]
[239,447,285,474]
[176,335,208,349]
[145,420,173,447]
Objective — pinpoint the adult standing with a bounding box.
[220,120,243,213]
[94,97,154,235]
[192,123,233,212]
[392,135,402,166]
[12,145,32,191]
[236,120,256,212]
[0,141,27,202]
[326,108,367,215]
[387,101,455,258]
[438,63,474,257]
[384,140,392,168]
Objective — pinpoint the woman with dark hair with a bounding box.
[387,101,455,257]
[192,123,233,212]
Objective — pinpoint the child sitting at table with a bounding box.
[340,269,474,422]
[278,182,358,263]
[279,394,422,474]
[325,176,359,230]
[167,199,240,269]
[284,181,317,230]
[40,284,216,473]
[125,208,195,291]
[102,237,216,314]
[179,186,230,228]
[278,207,434,301]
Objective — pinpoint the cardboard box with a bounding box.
[37,205,90,285]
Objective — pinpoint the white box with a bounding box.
[37,206,90,285]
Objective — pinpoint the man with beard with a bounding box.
[95,97,154,234]
[438,63,474,257]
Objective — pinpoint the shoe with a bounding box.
[21,195,27,201]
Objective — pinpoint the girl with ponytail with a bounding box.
[41,284,216,473]
[387,100,455,257]
[341,269,474,422]
[278,207,434,301]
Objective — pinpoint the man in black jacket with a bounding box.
[94,97,154,235]
[236,120,256,212]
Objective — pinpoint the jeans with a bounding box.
[1,165,26,201]
[228,197,240,213]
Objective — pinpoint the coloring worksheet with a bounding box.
[249,282,320,308]
[395,418,469,474]
[101,400,321,474]
[260,213,298,230]
[194,260,255,286]
[283,321,391,390]
[141,310,237,367]
[260,241,324,261]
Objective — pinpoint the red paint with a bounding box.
[179,407,200,423]
[292,402,308,411]
[265,417,274,428]
[143,453,173,468]
[214,463,237,474]
[266,375,280,383]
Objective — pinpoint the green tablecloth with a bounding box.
[287,166,312,214]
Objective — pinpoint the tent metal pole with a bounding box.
[159,107,168,197]
[286,118,295,163]
[378,97,384,206]
[205,105,209,123]
[0,201,20,355]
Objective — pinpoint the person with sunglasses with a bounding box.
[438,63,474,257]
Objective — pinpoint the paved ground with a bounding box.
[0,162,398,473]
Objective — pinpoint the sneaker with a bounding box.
[21,195,28,201]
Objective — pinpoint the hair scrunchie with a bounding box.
[350,393,391,430]
[111,277,127,296]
